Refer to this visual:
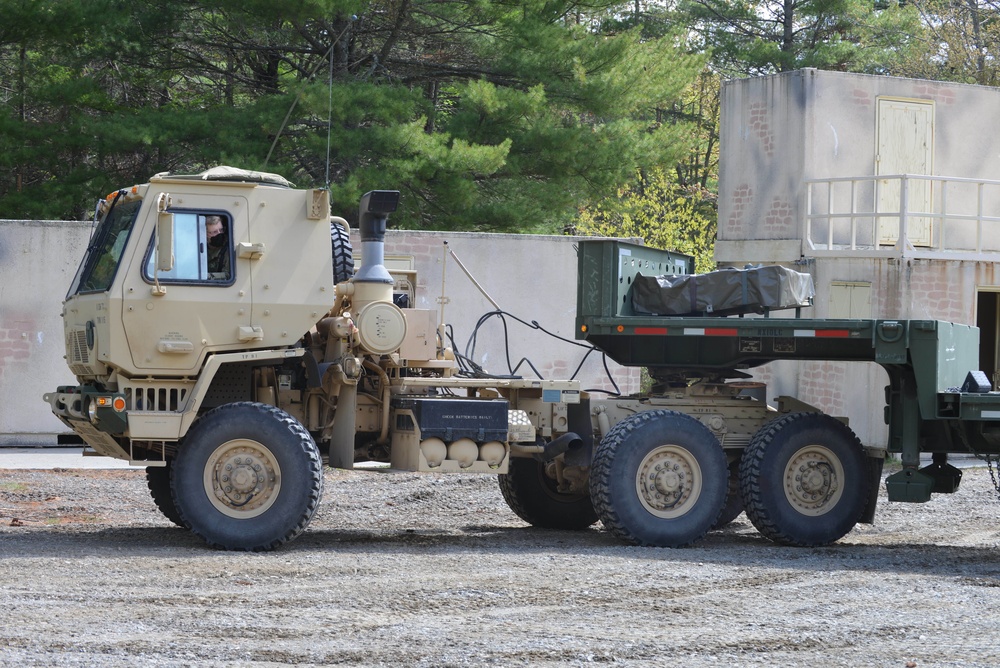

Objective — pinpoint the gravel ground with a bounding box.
[2,463,1000,667]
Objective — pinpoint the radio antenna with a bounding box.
[263,15,358,169]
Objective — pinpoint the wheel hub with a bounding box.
[654,470,682,495]
[636,445,702,519]
[783,445,844,516]
[204,440,281,519]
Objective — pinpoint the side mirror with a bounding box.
[92,199,106,226]
[156,193,174,273]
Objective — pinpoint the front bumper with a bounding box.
[44,386,131,459]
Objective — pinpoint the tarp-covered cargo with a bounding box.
[631,265,815,317]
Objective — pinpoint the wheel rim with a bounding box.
[203,439,281,519]
[635,445,703,519]
[783,445,845,516]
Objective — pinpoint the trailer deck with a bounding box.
[576,239,1000,503]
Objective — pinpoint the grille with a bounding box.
[124,385,190,412]
[69,328,89,365]
[67,328,93,375]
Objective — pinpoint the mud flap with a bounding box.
[860,453,885,524]
[564,398,593,468]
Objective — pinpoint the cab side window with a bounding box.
[144,212,233,283]
[204,215,231,280]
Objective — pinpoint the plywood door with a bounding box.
[876,98,934,246]
[829,282,872,319]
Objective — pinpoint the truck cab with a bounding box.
[61,167,333,380]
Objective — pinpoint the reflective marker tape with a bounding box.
[794,330,851,338]
[683,328,739,336]
[670,328,854,338]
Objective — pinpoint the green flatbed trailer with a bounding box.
[574,239,1000,546]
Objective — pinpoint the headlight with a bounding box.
[86,395,124,424]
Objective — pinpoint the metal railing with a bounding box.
[805,174,1000,259]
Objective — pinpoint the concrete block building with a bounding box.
[715,68,1000,446]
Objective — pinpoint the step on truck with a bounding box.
[44,166,1000,550]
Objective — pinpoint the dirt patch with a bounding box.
[2,465,1000,667]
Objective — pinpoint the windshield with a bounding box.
[70,198,143,296]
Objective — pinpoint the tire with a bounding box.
[146,463,187,528]
[590,409,728,547]
[331,221,355,285]
[739,412,869,547]
[171,402,324,551]
[711,456,744,530]
[498,456,598,530]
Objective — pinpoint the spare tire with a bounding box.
[331,221,355,284]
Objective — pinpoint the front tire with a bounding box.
[740,412,869,547]
[590,410,728,547]
[498,457,598,530]
[172,402,323,551]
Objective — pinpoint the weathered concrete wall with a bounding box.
[714,69,1000,447]
[718,68,1000,257]
[0,220,93,444]
[719,70,808,246]
[379,231,638,393]
[0,220,639,444]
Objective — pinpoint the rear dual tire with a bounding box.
[498,456,598,530]
[590,410,728,547]
[740,412,869,547]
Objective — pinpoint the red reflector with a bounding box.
[112,397,127,412]
[705,328,739,336]
[816,330,851,338]
[635,327,668,335]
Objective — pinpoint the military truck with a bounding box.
[44,167,587,550]
[44,166,1000,552]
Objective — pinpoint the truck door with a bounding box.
[121,197,252,373]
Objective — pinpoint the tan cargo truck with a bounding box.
[44,167,590,550]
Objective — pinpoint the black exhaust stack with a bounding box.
[354,190,400,284]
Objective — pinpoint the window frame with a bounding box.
[141,209,235,287]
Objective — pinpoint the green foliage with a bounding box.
[3,0,993,232]
[0,0,705,232]
[576,167,717,273]
[897,0,1000,85]
[681,0,924,75]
